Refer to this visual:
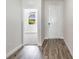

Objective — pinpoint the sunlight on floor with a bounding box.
[16,45,43,59]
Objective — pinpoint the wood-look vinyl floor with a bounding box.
[43,39,72,59]
[8,39,72,59]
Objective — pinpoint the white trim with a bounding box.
[64,39,73,56]
[41,39,45,46]
[6,44,23,58]
[38,43,42,46]
[44,37,64,39]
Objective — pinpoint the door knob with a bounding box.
[48,23,50,25]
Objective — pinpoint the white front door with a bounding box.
[45,2,63,39]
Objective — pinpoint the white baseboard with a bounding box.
[6,44,23,58]
[63,39,73,56]
[40,39,45,46]
[44,37,64,39]
[38,43,42,46]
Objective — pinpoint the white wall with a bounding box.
[44,0,64,39]
[22,0,42,45]
[41,0,45,44]
[6,0,22,57]
[64,0,73,56]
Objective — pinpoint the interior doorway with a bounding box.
[23,9,38,45]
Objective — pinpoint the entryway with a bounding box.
[8,39,72,59]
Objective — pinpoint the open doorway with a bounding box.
[23,9,38,45]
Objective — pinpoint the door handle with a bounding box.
[48,23,50,25]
